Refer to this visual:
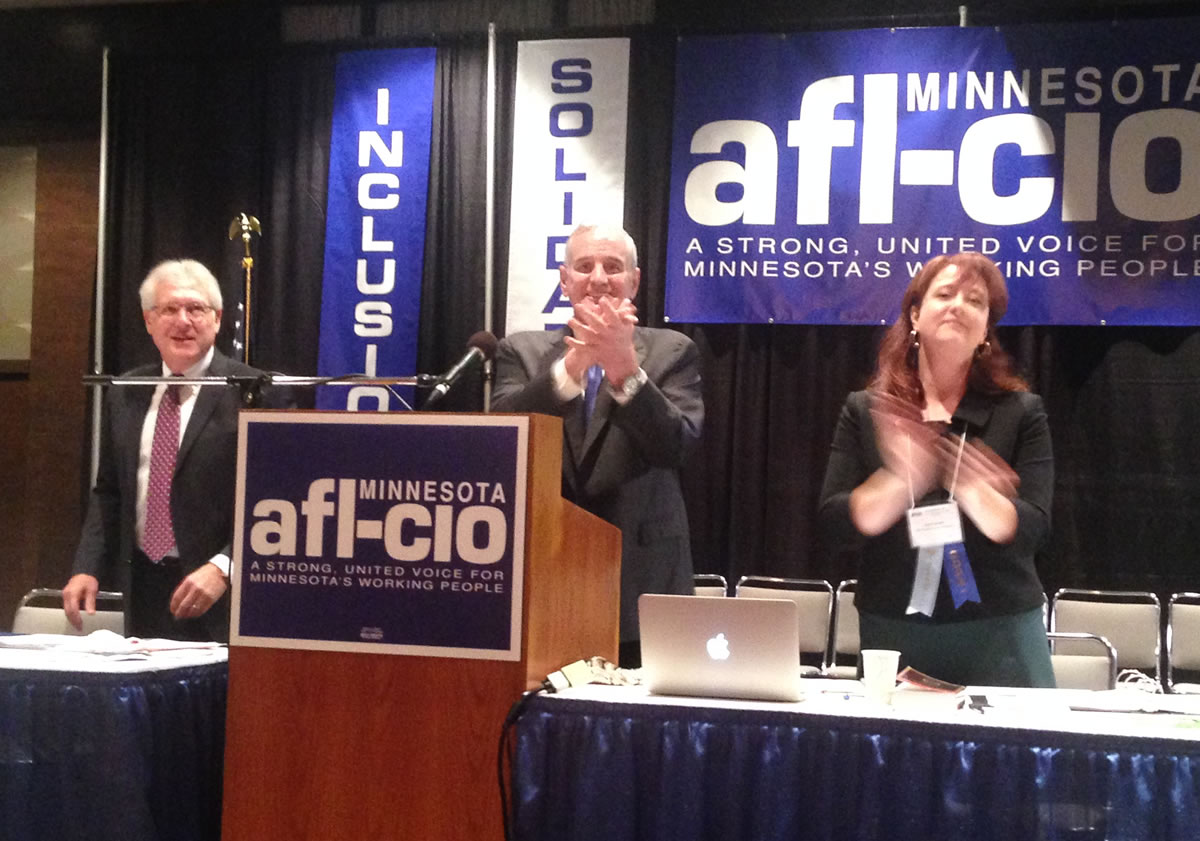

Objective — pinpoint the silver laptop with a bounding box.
[638,594,803,702]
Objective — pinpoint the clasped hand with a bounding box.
[870,392,1019,500]
[168,564,228,620]
[564,297,639,384]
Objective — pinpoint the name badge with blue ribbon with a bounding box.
[903,424,982,616]
[905,502,964,617]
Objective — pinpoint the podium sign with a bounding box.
[222,413,620,841]
[231,412,528,660]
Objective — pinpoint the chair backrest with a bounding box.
[831,579,859,659]
[821,579,861,678]
[1049,589,1161,678]
[735,576,833,669]
[1047,631,1117,690]
[693,573,729,598]
[12,588,125,636]
[1167,592,1200,691]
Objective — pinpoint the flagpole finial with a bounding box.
[228,213,262,364]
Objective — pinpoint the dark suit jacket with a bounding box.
[491,327,704,642]
[818,388,1054,621]
[73,350,281,641]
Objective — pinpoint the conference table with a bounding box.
[0,637,227,841]
[512,680,1200,841]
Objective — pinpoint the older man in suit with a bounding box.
[492,224,704,666]
[63,259,278,642]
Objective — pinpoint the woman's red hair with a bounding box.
[870,252,1028,405]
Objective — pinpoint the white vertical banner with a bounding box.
[505,38,630,334]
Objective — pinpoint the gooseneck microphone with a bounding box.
[422,330,498,408]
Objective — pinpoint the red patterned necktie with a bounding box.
[143,383,180,562]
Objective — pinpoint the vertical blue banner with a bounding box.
[317,48,436,409]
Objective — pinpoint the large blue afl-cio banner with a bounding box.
[317,48,435,409]
[231,413,528,660]
[666,21,1200,325]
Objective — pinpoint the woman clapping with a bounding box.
[819,253,1055,687]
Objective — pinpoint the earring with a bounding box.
[907,328,920,367]
[975,340,991,357]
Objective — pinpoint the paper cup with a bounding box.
[861,649,901,705]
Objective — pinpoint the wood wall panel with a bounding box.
[0,137,98,628]
[0,379,31,626]
[28,140,98,589]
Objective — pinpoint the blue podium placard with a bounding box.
[231,412,528,660]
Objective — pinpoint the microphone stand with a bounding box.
[82,373,441,408]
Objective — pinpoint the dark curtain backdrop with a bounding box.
[103,42,491,401]
[101,32,1200,604]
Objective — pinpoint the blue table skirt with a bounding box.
[0,662,226,841]
[514,695,1200,841]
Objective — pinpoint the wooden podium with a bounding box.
[221,413,620,841]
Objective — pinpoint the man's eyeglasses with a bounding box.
[153,303,215,320]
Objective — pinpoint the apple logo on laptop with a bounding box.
[706,633,730,661]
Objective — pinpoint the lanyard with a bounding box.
[907,422,968,508]
[904,421,979,616]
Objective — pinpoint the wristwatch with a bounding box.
[614,367,648,400]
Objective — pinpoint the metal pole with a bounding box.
[90,47,111,486]
[483,21,497,411]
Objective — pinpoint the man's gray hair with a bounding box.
[138,259,224,311]
[565,224,639,271]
